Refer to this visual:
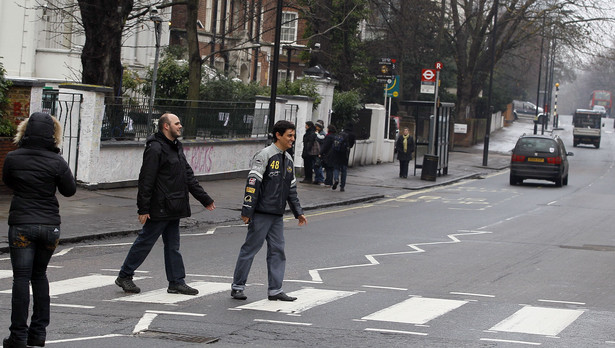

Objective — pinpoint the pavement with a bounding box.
[0,119,539,250]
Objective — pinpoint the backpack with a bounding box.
[332,132,348,153]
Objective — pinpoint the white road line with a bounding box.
[114,281,228,304]
[365,328,428,336]
[489,306,584,336]
[0,274,142,297]
[308,230,491,282]
[52,247,74,257]
[450,292,495,298]
[51,303,95,309]
[254,319,312,326]
[46,334,127,344]
[0,270,13,279]
[146,310,206,317]
[236,288,357,314]
[133,312,158,334]
[361,285,407,291]
[537,299,585,305]
[480,338,541,345]
[362,297,468,325]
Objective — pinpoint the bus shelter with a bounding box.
[398,100,453,179]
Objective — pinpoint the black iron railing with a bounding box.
[101,98,271,141]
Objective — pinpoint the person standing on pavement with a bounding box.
[116,113,216,296]
[320,124,337,187]
[2,112,76,348]
[231,120,307,301]
[335,123,356,191]
[312,120,326,185]
[395,127,414,178]
[300,121,318,184]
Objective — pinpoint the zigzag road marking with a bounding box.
[307,230,492,283]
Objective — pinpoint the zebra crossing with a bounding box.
[0,271,595,344]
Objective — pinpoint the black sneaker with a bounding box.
[268,292,297,301]
[167,283,198,295]
[3,336,26,348]
[231,289,247,300]
[115,276,141,293]
[332,181,339,190]
[340,187,345,192]
[26,335,45,347]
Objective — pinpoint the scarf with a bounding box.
[403,134,409,152]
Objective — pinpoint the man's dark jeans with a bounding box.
[8,224,60,343]
[119,219,186,285]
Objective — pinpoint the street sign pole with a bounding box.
[430,70,440,155]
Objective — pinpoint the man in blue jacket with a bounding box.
[231,120,307,301]
[116,113,215,295]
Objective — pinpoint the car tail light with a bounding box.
[547,156,562,164]
[511,154,525,162]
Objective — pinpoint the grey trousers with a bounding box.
[232,213,286,296]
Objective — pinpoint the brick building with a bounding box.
[169,0,310,86]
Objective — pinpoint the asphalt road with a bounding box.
[1,116,615,347]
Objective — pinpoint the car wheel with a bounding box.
[555,175,563,187]
[563,175,568,186]
[595,143,600,149]
[510,173,520,185]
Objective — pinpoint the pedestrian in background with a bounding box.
[395,127,414,178]
[2,112,76,348]
[231,120,307,301]
[300,121,318,184]
[334,123,356,191]
[116,113,215,296]
[312,120,326,185]
[320,124,339,187]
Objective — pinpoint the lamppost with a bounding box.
[283,44,308,83]
[482,0,498,166]
[148,8,163,119]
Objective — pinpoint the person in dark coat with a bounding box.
[395,127,414,178]
[319,124,338,187]
[2,112,76,348]
[300,121,318,183]
[312,120,326,184]
[116,113,216,296]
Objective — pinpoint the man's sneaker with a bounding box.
[167,283,198,295]
[340,187,345,192]
[115,276,141,293]
[332,181,339,190]
[268,292,297,301]
[231,289,247,300]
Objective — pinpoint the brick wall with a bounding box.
[6,86,32,123]
[0,137,17,191]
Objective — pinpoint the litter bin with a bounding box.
[421,154,439,181]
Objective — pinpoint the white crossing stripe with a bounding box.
[489,306,584,336]
[0,274,131,296]
[114,281,228,304]
[236,288,357,314]
[0,270,12,280]
[362,297,468,325]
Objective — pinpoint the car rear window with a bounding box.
[516,138,558,154]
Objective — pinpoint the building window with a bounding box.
[280,12,297,43]
[277,69,294,83]
[39,0,75,50]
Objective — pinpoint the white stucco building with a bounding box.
[0,0,168,85]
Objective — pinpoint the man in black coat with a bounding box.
[116,113,216,295]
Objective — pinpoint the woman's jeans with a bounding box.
[8,224,60,343]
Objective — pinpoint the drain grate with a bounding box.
[138,329,219,344]
[560,244,615,252]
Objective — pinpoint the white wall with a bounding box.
[348,104,395,167]
[0,2,169,82]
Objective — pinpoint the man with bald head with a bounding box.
[116,113,216,295]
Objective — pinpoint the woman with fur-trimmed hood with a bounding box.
[2,112,76,348]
